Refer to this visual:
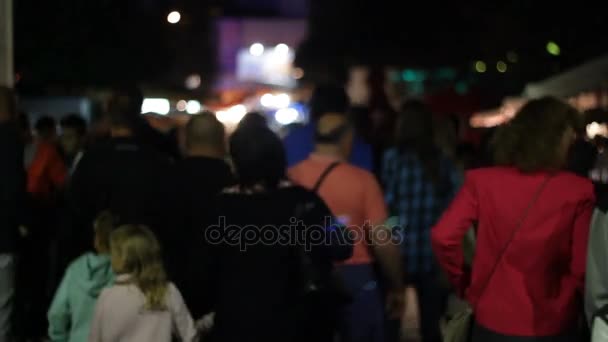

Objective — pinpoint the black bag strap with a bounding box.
[474,175,552,309]
[313,162,341,193]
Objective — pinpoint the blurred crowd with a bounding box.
[0,78,607,342]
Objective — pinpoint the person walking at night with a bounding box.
[59,114,88,175]
[171,112,234,295]
[382,101,460,342]
[283,85,374,171]
[66,88,173,267]
[432,97,595,341]
[289,111,404,342]
[48,211,116,342]
[0,86,26,342]
[190,125,351,342]
[89,225,198,342]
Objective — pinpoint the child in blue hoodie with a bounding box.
[48,211,116,342]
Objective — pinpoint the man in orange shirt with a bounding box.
[289,110,403,342]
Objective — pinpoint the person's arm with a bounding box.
[365,174,402,289]
[431,172,478,296]
[569,185,594,291]
[586,206,608,325]
[362,174,404,319]
[48,269,71,342]
[168,283,198,342]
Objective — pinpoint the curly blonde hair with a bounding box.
[110,225,168,310]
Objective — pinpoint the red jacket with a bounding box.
[432,167,595,336]
[27,141,67,199]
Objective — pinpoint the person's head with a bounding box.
[395,100,444,183]
[34,116,57,141]
[184,112,226,158]
[493,97,580,172]
[106,85,143,133]
[309,85,349,121]
[314,113,355,159]
[60,114,87,157]
[93,211,116,254]
[17,111,32,143]
[395,100,434,150]
[0,86,16,122]
[110,225,168,310]
[229,126,286,189]
[236,112,267,131]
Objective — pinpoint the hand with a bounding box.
[402,286,421,341]
[386,288,405,320]
[196,312,215,333]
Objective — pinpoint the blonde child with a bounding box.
[88,225,198,342]
[48,211,116,342]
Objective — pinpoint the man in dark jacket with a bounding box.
[0,86,25,341]
[64,89,174,266]
[173,112,234,303]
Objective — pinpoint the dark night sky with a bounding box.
[14,0,608,96]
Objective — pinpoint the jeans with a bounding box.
[337,264,385,342]
[0,254,14,342]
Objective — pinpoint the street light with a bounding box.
[167,11,181,24]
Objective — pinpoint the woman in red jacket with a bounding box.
[432,97,595,341]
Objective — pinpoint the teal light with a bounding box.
[455,82,468,94]
[402,70,418,82]
[437,68,457,80]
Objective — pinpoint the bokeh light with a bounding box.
[167,11,181,24]
[249,43,264,57]
[546,41,561,56]
[475,61,487,73]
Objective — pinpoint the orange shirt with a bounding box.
[289,153,387,265]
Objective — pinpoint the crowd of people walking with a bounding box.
[0,81,607,342]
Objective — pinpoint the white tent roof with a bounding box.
[523,54,608,98]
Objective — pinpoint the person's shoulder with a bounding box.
[554,171,594,196]
[288,158,312,177]
[340,162,375,179]
[382,147,399,160]
[63,253,92,279]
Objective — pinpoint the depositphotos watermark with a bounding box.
[204,216,404,252]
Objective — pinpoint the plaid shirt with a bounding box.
[382,147,461,275]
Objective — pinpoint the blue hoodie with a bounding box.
[48,253,114,342]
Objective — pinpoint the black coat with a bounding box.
[64,137,173,260]
[0,122,25,253]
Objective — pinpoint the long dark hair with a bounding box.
[229,126,287,189]
[395,100,441,184]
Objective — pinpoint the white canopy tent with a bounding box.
[523,54,608,99]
